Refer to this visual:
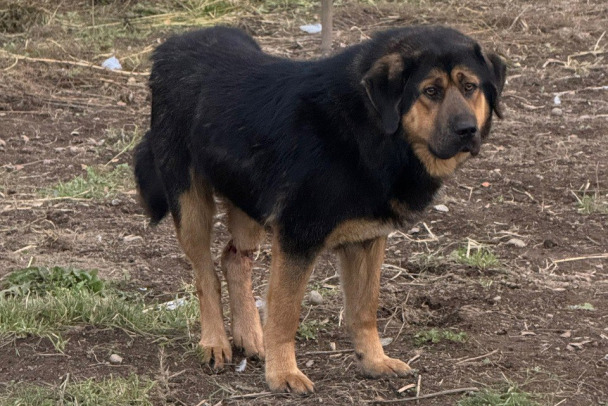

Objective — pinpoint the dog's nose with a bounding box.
[452,117,478,138]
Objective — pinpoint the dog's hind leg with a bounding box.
[175,176,231,369]
[338,237,413,378]
[221,204,265,359]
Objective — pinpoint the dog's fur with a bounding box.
[134,25,506,393]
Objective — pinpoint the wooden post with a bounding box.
[321,0,333,56]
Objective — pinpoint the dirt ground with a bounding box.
[1,0,607,404]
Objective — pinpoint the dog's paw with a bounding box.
[360,355,413,378]
[266,369,315,394]
[198,337,232,369]
[233,323,265,359]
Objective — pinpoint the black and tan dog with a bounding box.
[134,25,506,393]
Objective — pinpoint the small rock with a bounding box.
[309,290,323,305]
[109,354,123,364]
[551,107,563,116]
[560,330,572,338]
[305,359,314,367]
[433,204,449,213]
[380,337,393,347]
[543,239,557,249]
[492,296,502,303]
[507,238,527,248]
[111,199,120,206]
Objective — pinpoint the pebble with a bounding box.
[433,204,449,213]
[309,290,323,305]
[551,107,563,116]
[109,354,123,364]
[380,337,393,347]
[507,238,527,248]
[305,360,314,367]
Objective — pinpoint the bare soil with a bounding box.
[1,0,607,405]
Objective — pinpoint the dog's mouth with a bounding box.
[427,135,481,160]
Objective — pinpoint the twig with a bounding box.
[552,254,608,264]
[371,387,479,404]
[421,222,437,240]
[227,391,275,400]
[304,349,352,355]
[0,50,149,76]
[455,349,498,365]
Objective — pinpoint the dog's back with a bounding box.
[135,27,265,223]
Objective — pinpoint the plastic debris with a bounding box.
[236,358,247,372]
[299,23,322,34]
[160,298,187,310]
[102,56,122,71]
[553,95,561,105]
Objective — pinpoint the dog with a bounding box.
[134,25,506,393]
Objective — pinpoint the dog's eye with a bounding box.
[464,83,477,93]
[424,86,440,98]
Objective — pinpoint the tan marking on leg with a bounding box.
[325,218,395,249]
[338,237,412,378]
[222,204,265,359]
[176,175,231,368]
[264,234,316,394]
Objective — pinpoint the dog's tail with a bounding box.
[134,132,169,224]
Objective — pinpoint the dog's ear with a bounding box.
[482,50,507,118]
[361,54,405,135]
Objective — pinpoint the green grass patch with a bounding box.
[414,328,468,346]
[452,244,499,270]
[297,319,328,341]
[0,266,199,350]
[45,164,133,199]
[458,383,540,406]
[567,302,595,311]
[1,266,104,298]
[575,193,608,214]
[104,127,143,154]
[0,374,155,406]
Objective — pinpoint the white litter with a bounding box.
[160,298,187,311]
[299,23,322,34]
[102,56,122,71]
[255,298,265,309]
[553,95,561,105]
[236,358,247,372]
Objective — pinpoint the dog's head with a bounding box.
[360,27,506,177]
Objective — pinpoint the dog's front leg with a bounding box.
[264,235,316,394]
[338,237,412,378]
